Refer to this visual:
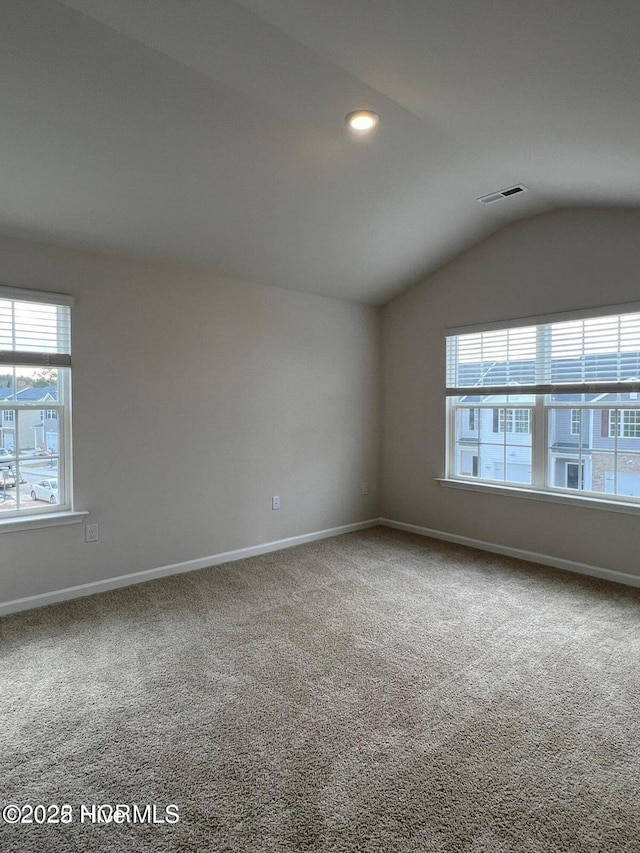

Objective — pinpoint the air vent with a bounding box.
[478,185,528,205]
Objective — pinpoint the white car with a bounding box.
[30,479,59,504]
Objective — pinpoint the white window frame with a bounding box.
[493,407,531,434]
[443,302,640,512]
[0,286,84,529]
[570,409,581,435]
[500,408,531,434]
[610,408,640,439]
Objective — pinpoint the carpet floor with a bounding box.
[1,527,640,852]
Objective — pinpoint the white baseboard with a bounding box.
[0,519,379,617]
[379,518,640,588]
[5,515,637,617]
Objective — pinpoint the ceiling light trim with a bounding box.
[345,110,380,132]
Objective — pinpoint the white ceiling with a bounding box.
[2,1,640,304]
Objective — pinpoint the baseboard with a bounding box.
[379,518,640,589]
[0,519,380,617]
[7,515,636,617]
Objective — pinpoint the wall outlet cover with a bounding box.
[85,523,99,543]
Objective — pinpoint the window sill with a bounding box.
[437,478,640,516]
[0,511,89,533]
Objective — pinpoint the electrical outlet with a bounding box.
[85,523,99,543]
[361,481,369,495]
[272,495,280,510]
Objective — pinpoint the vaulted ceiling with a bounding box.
[2,1,639,304]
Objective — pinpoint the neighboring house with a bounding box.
[457,395,534,485]
[0,387,17,452]
[0,386,59,454]
[456,353,640,496]
[564,391,640,496]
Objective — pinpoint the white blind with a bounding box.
[0,291,72,367]
[446,310,640,395]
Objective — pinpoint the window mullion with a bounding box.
[533,395,546,489]
[613,408,619,495]
[533,325,550,490]
[14,409,21,511]
[446,398,454,479]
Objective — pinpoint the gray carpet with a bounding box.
[2,527,640,852]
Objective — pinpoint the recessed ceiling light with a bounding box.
[345,110,379,132]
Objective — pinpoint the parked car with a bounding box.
[0,469,26,489]
[30,479,59,504]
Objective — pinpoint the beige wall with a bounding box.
[6,207,640,606]
[381,208,640,577]
[0,236,380,604]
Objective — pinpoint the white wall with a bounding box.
[382,208,640,577]
[0,236,380,604]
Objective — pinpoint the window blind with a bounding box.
[446,309,640,396]
[0,289,72,367]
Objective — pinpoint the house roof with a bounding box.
[16,386,58,402]
[458,351,640,395]
[1,2,640,304]
[0,386,59,403]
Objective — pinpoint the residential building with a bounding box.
[0,386,59,454]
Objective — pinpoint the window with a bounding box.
[446,305,640,504]
[0,287,73,519]
[494,408,531,434]
[609,409,640,438]
[570,409,581,435]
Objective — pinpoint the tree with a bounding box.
[30,368,58,388]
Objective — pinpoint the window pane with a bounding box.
[14,367,62,406]
[547,406,640,499]
[20,410,61,509]
[590,452,616,494]
[454,407,479,477]
[0,413,19,512]
[453,403,533,482]
[548,407,592,492]
[548,408,586,453]
[505,445,532,484]
[475,443,532,484]
[616,452,640,497]
[21,415,61,508]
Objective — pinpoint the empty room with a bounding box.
[1,2,640,851]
